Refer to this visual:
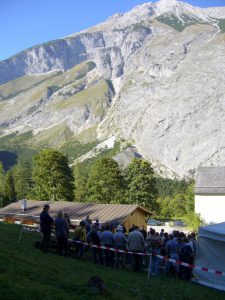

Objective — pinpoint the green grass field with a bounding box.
[0,223,225,300]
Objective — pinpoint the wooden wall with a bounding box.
[22,219,37,225]
[123,208,147,231]
[4,217,19,224]
[3,217,37,226]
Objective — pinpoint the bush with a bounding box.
[185,212,203,232]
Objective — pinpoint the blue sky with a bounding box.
[1,0,225,61]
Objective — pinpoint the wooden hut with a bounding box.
[0,200,151,231]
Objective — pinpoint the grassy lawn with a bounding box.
[0,223,225,300]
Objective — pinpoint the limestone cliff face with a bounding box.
[1,0,225,177]
[0,24,151,85]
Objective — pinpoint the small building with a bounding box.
[195,167,225,224]
[0,200,150,231]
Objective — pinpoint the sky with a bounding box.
[1,0,225,61]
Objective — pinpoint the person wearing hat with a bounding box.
[114,225,127,269]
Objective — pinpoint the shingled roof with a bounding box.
[0,200,150,226]
[195,167,225,194]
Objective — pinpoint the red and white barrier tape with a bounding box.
[73,240,225,276]
[21,226,225,277]
[73,240,147,256]
[153,253,225,276]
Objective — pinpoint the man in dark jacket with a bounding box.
[89,224,103,264]
[40,204,54,252]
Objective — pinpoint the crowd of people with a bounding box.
[39,204,196,280]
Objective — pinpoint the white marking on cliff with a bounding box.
[70,136,116,166]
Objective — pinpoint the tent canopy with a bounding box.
[194,222,225,291]
[198,222,225,242]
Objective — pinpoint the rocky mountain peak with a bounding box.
[0,0,225,178]
[97,0,225,33]
[156,0,180,10]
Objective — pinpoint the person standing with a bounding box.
[40,204,54,252]
[129,224,136,233]
[64,213,72,229]
[128,226,145,271]
[147,228,162,275]
[159,229,164,238]
[74,221,87,257]
[101,224,114,267]
[140,226,147,239]
[179,239,195,281]
[114,225,127,269]
[55,210,69,256]
[89,224,103,265]
[95,218,101,228]
[83,215,92,234]
[165,234,180,277]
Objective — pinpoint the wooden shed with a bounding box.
[0,200,151,231]
[195,166,225,224]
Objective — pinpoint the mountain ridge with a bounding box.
[1,0,225,70]
[0,0,225,178]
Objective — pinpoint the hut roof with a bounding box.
[0,200,150,225]
[195,167,225,195]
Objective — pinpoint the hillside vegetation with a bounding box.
[0,223,225,300]
[0,146,200,230]
[1,2,225,178]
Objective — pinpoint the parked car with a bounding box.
[147,218,163,226]
[169,220,184,227]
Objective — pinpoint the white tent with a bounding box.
[193,222,225,290]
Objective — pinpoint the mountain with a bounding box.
[1,0,225,177]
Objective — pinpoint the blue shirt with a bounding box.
[55,217,69,238]
[114,231,127,248]
[165,239,180,256]
[101,230,114,246]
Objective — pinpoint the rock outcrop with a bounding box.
[1,0,225,177]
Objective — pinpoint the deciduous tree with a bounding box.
[74,162,87,202]
[124,158,157,210]
[86,157,124,203]
[32,148,74,201]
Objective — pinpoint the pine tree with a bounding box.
[0,162,5,207]
[4,169,17,206]
[74,162,87,202]
[86,157,124,203]
[32,148,74,201]
[14,160,33,199]
[124,158,157,210]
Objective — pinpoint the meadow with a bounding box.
[0,223,225,300]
